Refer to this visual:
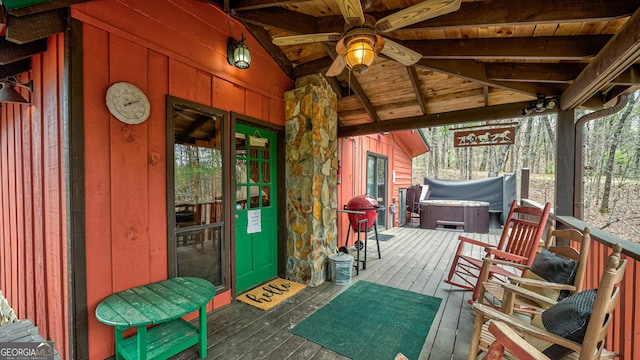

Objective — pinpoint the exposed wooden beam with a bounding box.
[323,44,380,122]
[0,38,47,65]
[6,8,66,44]
[487,63,587,83]
[242,22,294,79]
[7,0,88,16]
[315,0,640,34]
[293,57,333,78]
[0,59,31,78]
[234,7,317,34]
[407,66,427,115]
[611,65,640,85]
[386,0,640,32]
[406,35,612,61]
[231,0,308,11]
[561,6,640,110]
[338,101,539,137]
[416,59,565,98]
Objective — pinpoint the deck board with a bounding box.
[176,227,499,360]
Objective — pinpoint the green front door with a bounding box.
[234,124,278,293]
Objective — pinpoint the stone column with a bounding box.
[284,74,338,286]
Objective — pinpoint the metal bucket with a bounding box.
[328,253,354,285]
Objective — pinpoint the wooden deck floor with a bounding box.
[175,226,499,360]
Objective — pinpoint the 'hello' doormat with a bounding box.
[237,278,306,311]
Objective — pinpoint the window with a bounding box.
[167,97,226,288]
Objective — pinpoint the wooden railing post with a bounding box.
[520,168,529,200]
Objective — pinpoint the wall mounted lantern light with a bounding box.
[0,76,33,104]
[228,34,251,69]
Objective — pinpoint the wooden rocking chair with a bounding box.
[468,244,626,360]
[478,226,591,316]
[444,200,551,302]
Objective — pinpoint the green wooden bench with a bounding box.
[95,277,216,360]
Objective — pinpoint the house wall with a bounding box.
[337,134,414,245]
[0,35,69,358]
[72,1,292,359]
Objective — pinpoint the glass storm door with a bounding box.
[234,124,277,293]
[367,153,388,229]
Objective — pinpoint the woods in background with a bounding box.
[413,91,640,243]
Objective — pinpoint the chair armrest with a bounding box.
[487,321,551,360]
[458,235,497,250]
[481,257,531,270]
[501,283,557,308]
[486,248,528,263]
[472,303,582,352]
[508,277,577,291]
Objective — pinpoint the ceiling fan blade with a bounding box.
[273,33,342,46]
[326,55,346,77]
[380,38,422,66]
[375,0,461,33]
[337,0,365,27]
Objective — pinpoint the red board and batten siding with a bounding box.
[337,132,425,245]
[0,35,69,358]
[73,1,292,358]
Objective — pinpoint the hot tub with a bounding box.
[419,200,489,233]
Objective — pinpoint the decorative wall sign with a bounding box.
[453,126,515,148]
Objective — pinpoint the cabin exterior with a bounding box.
[0,1,430,358]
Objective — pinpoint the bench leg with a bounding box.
[137,325,147,359]
[199,305,207,358]
[115,327,124,360]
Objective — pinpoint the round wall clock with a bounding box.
[105,82,151,125]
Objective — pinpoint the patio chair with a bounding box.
[468,243,626,360]
[485,321,550,360]
[478,226,591,316]
[444,200,551,302]
[406,184,430,223]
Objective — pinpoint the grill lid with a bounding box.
[346,194,379,210]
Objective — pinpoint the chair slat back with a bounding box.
[579,244,626,360]
[498,201,551,266]
[546,227,591,293]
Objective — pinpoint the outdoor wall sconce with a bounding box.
[228,34,251,69]
[0,76,33,104]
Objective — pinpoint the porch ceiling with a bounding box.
[2,1,640,137]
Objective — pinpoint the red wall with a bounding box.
[0,35,69,358]
[337,133,416,245]
[72,1,292,358]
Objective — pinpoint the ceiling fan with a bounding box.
[272,0,461,76]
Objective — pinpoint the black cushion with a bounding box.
[539,289,597,358]
[530,248,578,300]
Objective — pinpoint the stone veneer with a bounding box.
[284,74,338,286]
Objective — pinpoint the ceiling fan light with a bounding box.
[345,35,376,73]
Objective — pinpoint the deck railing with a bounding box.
[518,167,640,358]
[549,214,640,359]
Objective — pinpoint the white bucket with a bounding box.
[328,253,354,285]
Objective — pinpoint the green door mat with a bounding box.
[290,280,442,360]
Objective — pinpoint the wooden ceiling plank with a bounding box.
[243,22,294,78]
[561,6,640,110]
[338,101,538,137]
[486,63,588,83]
[6,8,66,44]
[233,8,317,34]
[323,43,380,122]
[7,0,88,17]
[0,38,47,65]
[388,0,640,32]
[407,66,427,114]
[231,0,308,11]
[0,59,31,79]
[406,35,612,60]
[416,59,565,97]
